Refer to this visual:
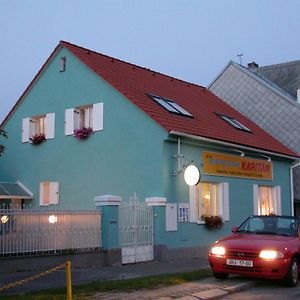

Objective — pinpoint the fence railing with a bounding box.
[0,207,102,256]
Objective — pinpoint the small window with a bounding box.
[218,114,252,132]
[40,182,59,206]
[254,185,281,215]
[74,105,93,129]
[31,115,46,135]
[189,182,229,223]
[60,57,66,72]
[148,94,193,117]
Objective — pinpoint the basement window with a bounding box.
[148,94,193,117]
[218,114,252,132]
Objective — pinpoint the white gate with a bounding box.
[119,195,153,264]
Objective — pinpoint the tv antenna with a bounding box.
[237,53,243,65]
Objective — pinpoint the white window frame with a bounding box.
[39,182,59,206]
[22,113,55,143]
[65,102,103,135]
[253,184,282,216]
[189,182,229,223]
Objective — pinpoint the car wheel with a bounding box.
[285,257,299,287]
[213,272,229,279]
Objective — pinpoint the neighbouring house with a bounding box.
[209,60,300,215]
[0,41,299,263]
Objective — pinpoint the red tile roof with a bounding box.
[1,40,298,158]
[61,41,298,158]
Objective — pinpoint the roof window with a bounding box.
[218,114,252,132]
[148,94,193,117]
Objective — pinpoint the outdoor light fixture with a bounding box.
[1,215,9,224]
[184,164,201,186]
[48,215,58,224]
[231,148,245,157]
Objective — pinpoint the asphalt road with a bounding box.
[222,277,300,300]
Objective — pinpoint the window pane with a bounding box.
[42,182,50,205]
[199,182,219,217]
[258,186,275,215]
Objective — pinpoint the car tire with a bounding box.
[213,272,229,279]
[284,257,299,287]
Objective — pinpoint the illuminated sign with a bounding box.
[203,151,273,180]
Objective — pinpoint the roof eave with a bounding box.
[169,130,300,161]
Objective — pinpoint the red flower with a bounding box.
[30,133,46,145]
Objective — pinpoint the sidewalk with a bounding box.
[1,257,256,299]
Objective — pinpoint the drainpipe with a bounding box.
[290,161,300,216]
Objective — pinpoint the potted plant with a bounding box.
[201,214,224,230]
[30,133,46,145]
[74,127,93,140]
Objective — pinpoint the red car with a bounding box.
[208,215,300,286]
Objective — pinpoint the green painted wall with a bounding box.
[0,47,167,208]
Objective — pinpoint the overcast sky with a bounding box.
[1,0,300,123]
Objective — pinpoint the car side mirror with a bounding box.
[232,226,238,233]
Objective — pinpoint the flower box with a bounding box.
[74,127,93,139]
[201,214,224,230]
[30,133,46,145]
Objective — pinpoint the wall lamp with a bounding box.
[260,154,272,162]
[231,148,245,157]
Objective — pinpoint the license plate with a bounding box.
[226,259,253,267]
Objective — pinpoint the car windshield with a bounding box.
[237,216,299,237]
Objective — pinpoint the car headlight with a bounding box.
[211,246,226,256]
[259,250,284,259]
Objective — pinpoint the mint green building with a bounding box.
[0,41,298,262]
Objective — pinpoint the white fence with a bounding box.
[0,208,102,256]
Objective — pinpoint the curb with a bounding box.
[177,280,256,300]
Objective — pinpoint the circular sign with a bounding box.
[184,164,201,186]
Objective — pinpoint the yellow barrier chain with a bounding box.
[0,261,69,293]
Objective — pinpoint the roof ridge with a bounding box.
[60,40,206,90]
[257,59,300,70]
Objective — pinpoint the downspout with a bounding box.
[290,161,300,216]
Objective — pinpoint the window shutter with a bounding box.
[275,186,282,215]
[92,102,103,131]
[221,182,230,221]
[65,108,74,135]
[39,183,44,205]
[22,118,30,143]
[253,184,259,215]
[45,113,55,139]
[189,185,197,222]
[49,182,59,205]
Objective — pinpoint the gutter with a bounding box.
[290,161,300,216]
[169,131,300,161]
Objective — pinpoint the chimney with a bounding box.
[247,61,259,69]
[297,89,300,103]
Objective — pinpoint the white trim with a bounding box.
[65,108,74,135]
[189,186,197,222]
[253,184,259,215]
[94,195,122,206]
[145,197,167,206]
[45,113,55,139]
[16,180,33,197]
[22,117,30,143]
[169,130,299,161]
[92,102,103,131]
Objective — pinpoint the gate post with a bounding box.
[94,195,121,250]
[145,197,167,260]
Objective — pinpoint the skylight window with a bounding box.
[218,114,252,132]
[148,94,193,117]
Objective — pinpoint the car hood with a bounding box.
[216,233,295,251]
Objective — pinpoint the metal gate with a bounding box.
[119,194,153,264]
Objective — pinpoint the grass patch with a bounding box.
[0,268,212,300]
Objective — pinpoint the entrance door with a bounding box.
[119,195,153,264]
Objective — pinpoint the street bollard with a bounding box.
[66,261,72,300]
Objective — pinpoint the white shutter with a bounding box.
[221,182,230,221]
[166,203,178,231]
[49,182,59,205]
[275,186,282,215]
[189,185,197,222]
[39,183,44,205]
[22,118,30,143]
[92,102,103,131]
[65,108,74,135]
[253,184,259,215]
[45,113,55,139]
